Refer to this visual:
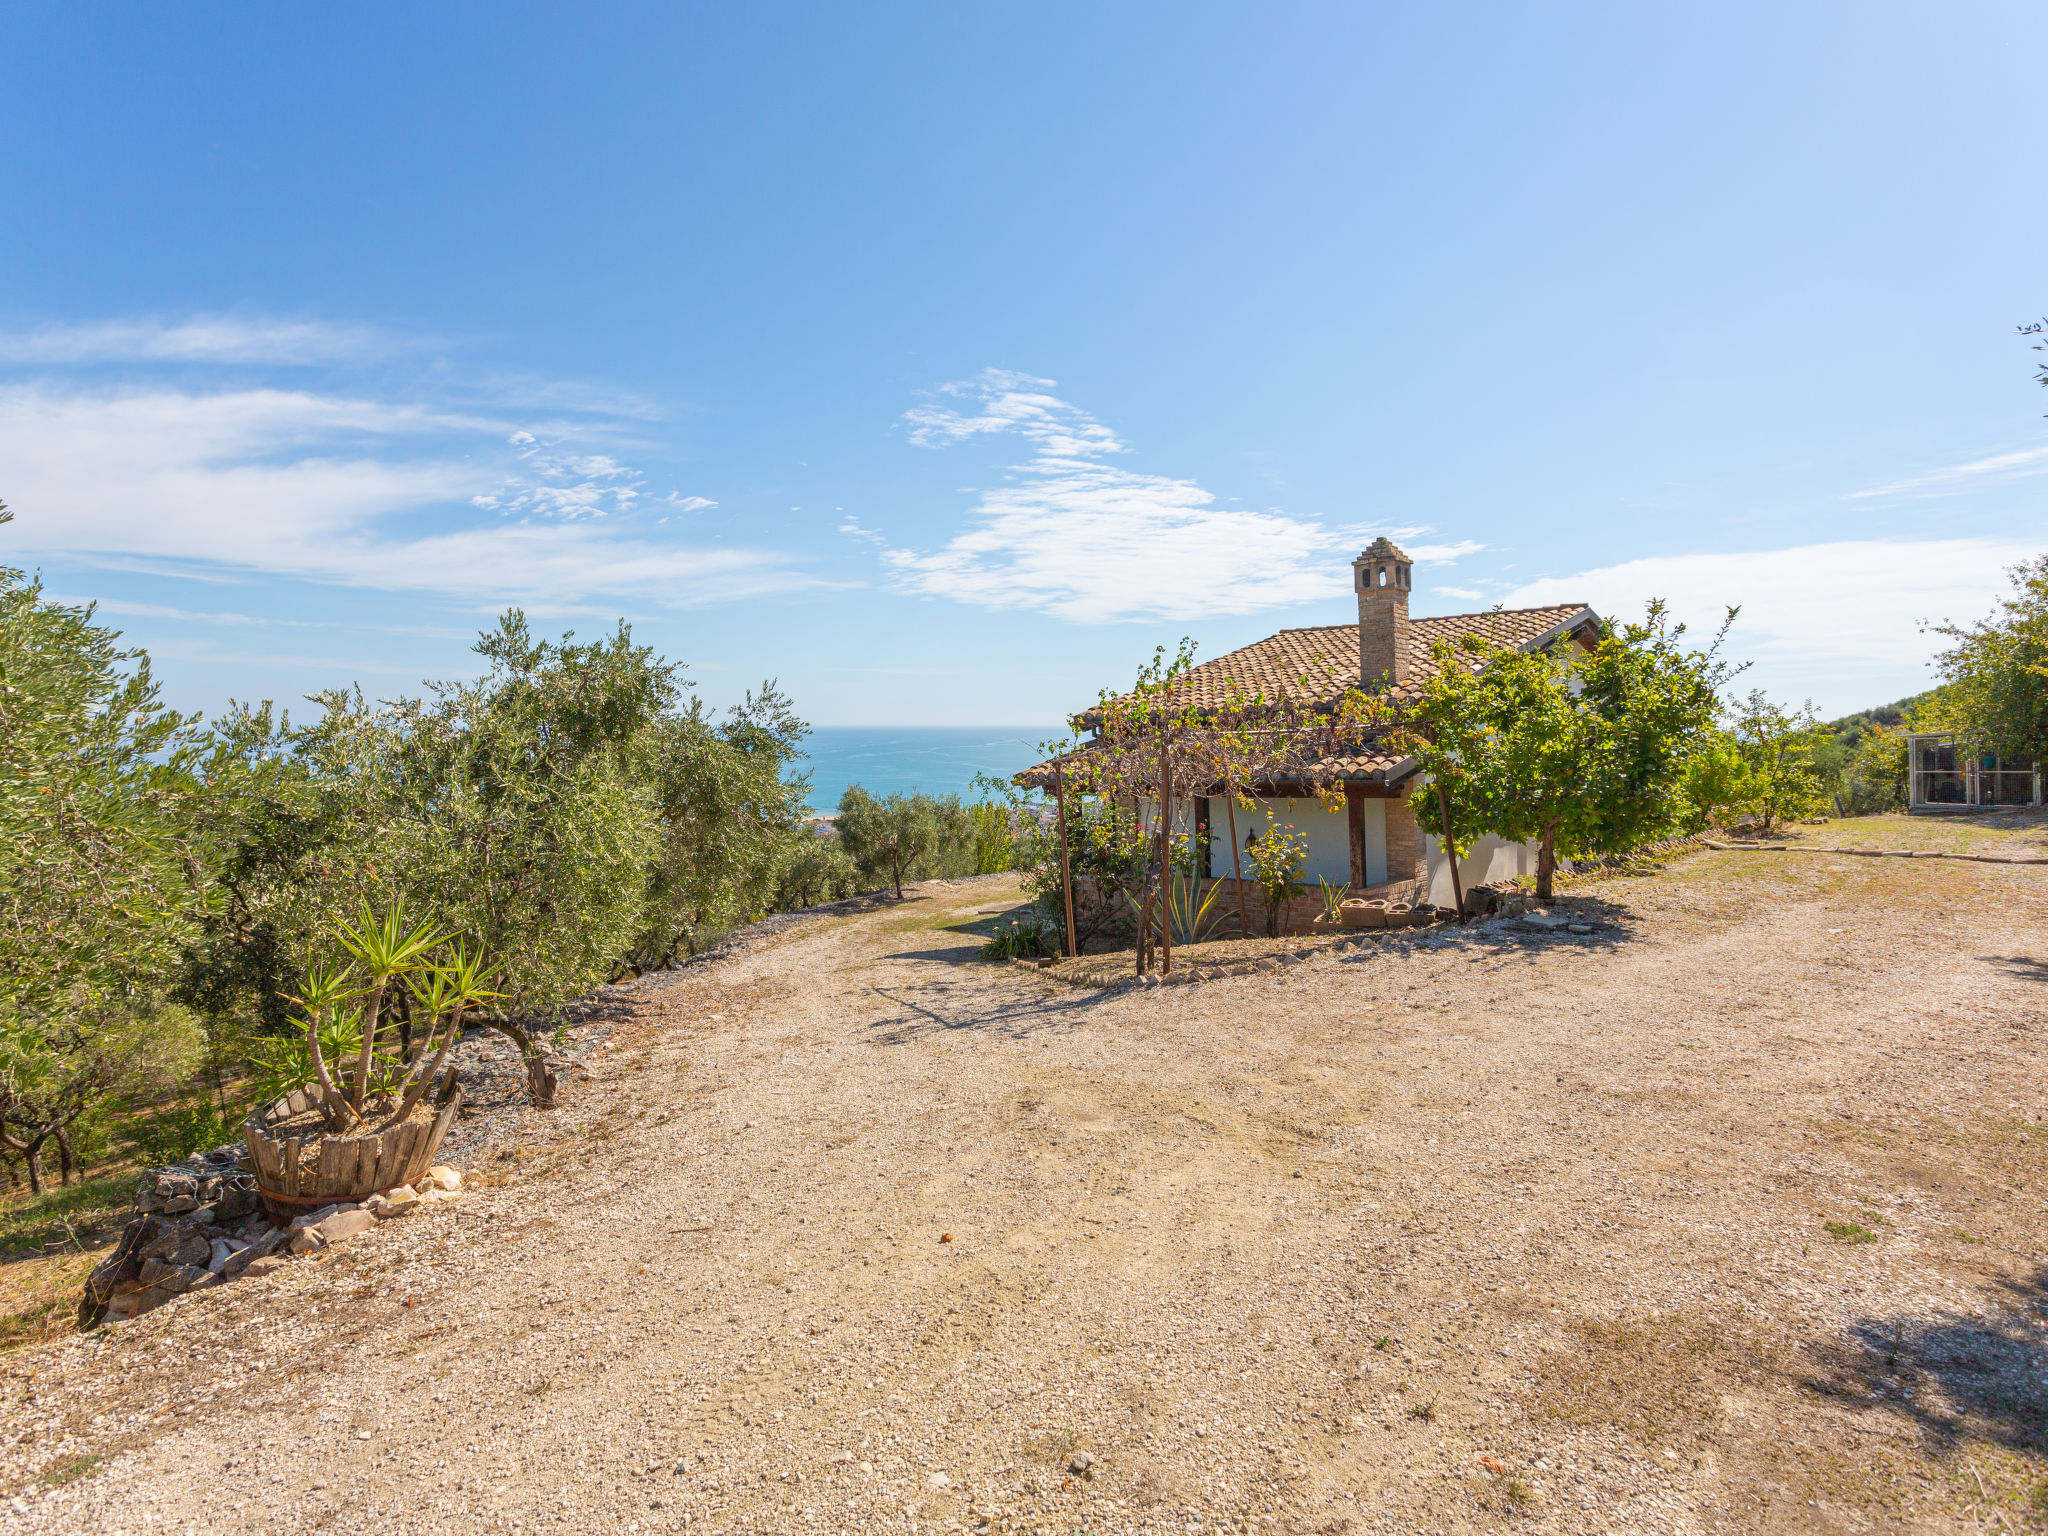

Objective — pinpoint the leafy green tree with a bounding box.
[774,834,859,909]
[1930,555,2048,765]
[177,611,809,1102]
[834,786,974,898]
[0,512,207,1187]
[1407,602,1730,899]
[1676,728,1755,831]
[1728,691,1830,833]
[1242,822,1309,936]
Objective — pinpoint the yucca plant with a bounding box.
[275,902,494,1132]
[332,900,456,1115]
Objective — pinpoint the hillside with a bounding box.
[5,813,2047,1533]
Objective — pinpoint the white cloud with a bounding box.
[1844,443,2048,501]
[1405,540,1486,564]
[889,370,1438,622]
[0,316,398,366]
[1499,536,2041,712]
[0,383,802,608]
[904,368,1126,459]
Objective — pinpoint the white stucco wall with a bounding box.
[1200,794,1380,888]
[1424,831,1539,907]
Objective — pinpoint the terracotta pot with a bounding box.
[1340,898,1387,930]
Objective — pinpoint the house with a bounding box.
[1018,539,1601,926]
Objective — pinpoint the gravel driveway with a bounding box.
[5,814,2045,1535]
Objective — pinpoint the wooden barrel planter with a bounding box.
[244,1083,463,1218]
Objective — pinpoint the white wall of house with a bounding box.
[1141,782,1540,903]
[1199,794,1381,888]
[1423,831,1539,907]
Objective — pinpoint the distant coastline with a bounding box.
[800,725,1059,813]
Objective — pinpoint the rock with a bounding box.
[420,1165,461,1193]
[1068,1451,1095,1474]
[373,1187,419,1218]
[416,1187,460,1204]
[208,1238,237,1275]
[362,1193,388,1216]
[155,1173,197,1197]
[288,1227,326,1256]
[138,1262,209,1296]
[140,1228,211,1268]
[1566,923,1595,935]
[314,1208,377,1245]
[926,1472,950,1490]
[240,1256,285,1279]
[290,1204,343,1232]
[160,1194,199,1215]
[224,1227,286,1277]
[1521,913,1567,930]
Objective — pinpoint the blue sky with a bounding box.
[3,3,2045,725]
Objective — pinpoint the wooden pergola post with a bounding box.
[1053,759,1078,959]
[1157,725,1173,975]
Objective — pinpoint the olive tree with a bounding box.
[0,513,206,1187]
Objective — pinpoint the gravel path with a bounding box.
[5,821,2046,1534]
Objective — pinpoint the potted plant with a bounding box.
[244,903,499,1218]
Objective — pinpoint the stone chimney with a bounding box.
[1352,538,1413,688]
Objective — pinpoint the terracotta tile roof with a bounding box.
[1014,603,1597,791]
[1132,603,1597,714]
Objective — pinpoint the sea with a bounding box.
[798,726,1061,814]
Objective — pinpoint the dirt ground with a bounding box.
[3,812,2045,1535]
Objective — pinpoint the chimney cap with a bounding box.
[1355,537,1411,564]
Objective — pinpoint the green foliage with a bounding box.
[774,833,860,909]
[179,612,810,1039]
[1930,555,2048,764]
[969,801,1016,875]
[0,538,813,1179]
[126,1097,239,1169]
[978,912,1059,961]
[1015,797,1148,952]
[1243,823,1309,936]
[1159,859,1232,945]
[1407,601,1731,898]
[0,530,209,1190]
[1316,876,1347,924]
[834,786,974,898]
[1728,691,1830,833]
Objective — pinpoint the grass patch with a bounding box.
[42,1454,102,1488]
[1824,1221,1878,1244]
[0,1172,136,1255]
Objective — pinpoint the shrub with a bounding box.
[979,913,1059,961]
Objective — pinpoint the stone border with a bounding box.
[1704,839,2048,866]
[1016,922,1458,990]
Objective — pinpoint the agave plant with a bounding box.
[1158,865,1233,946]
[1316,876,1347,924]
